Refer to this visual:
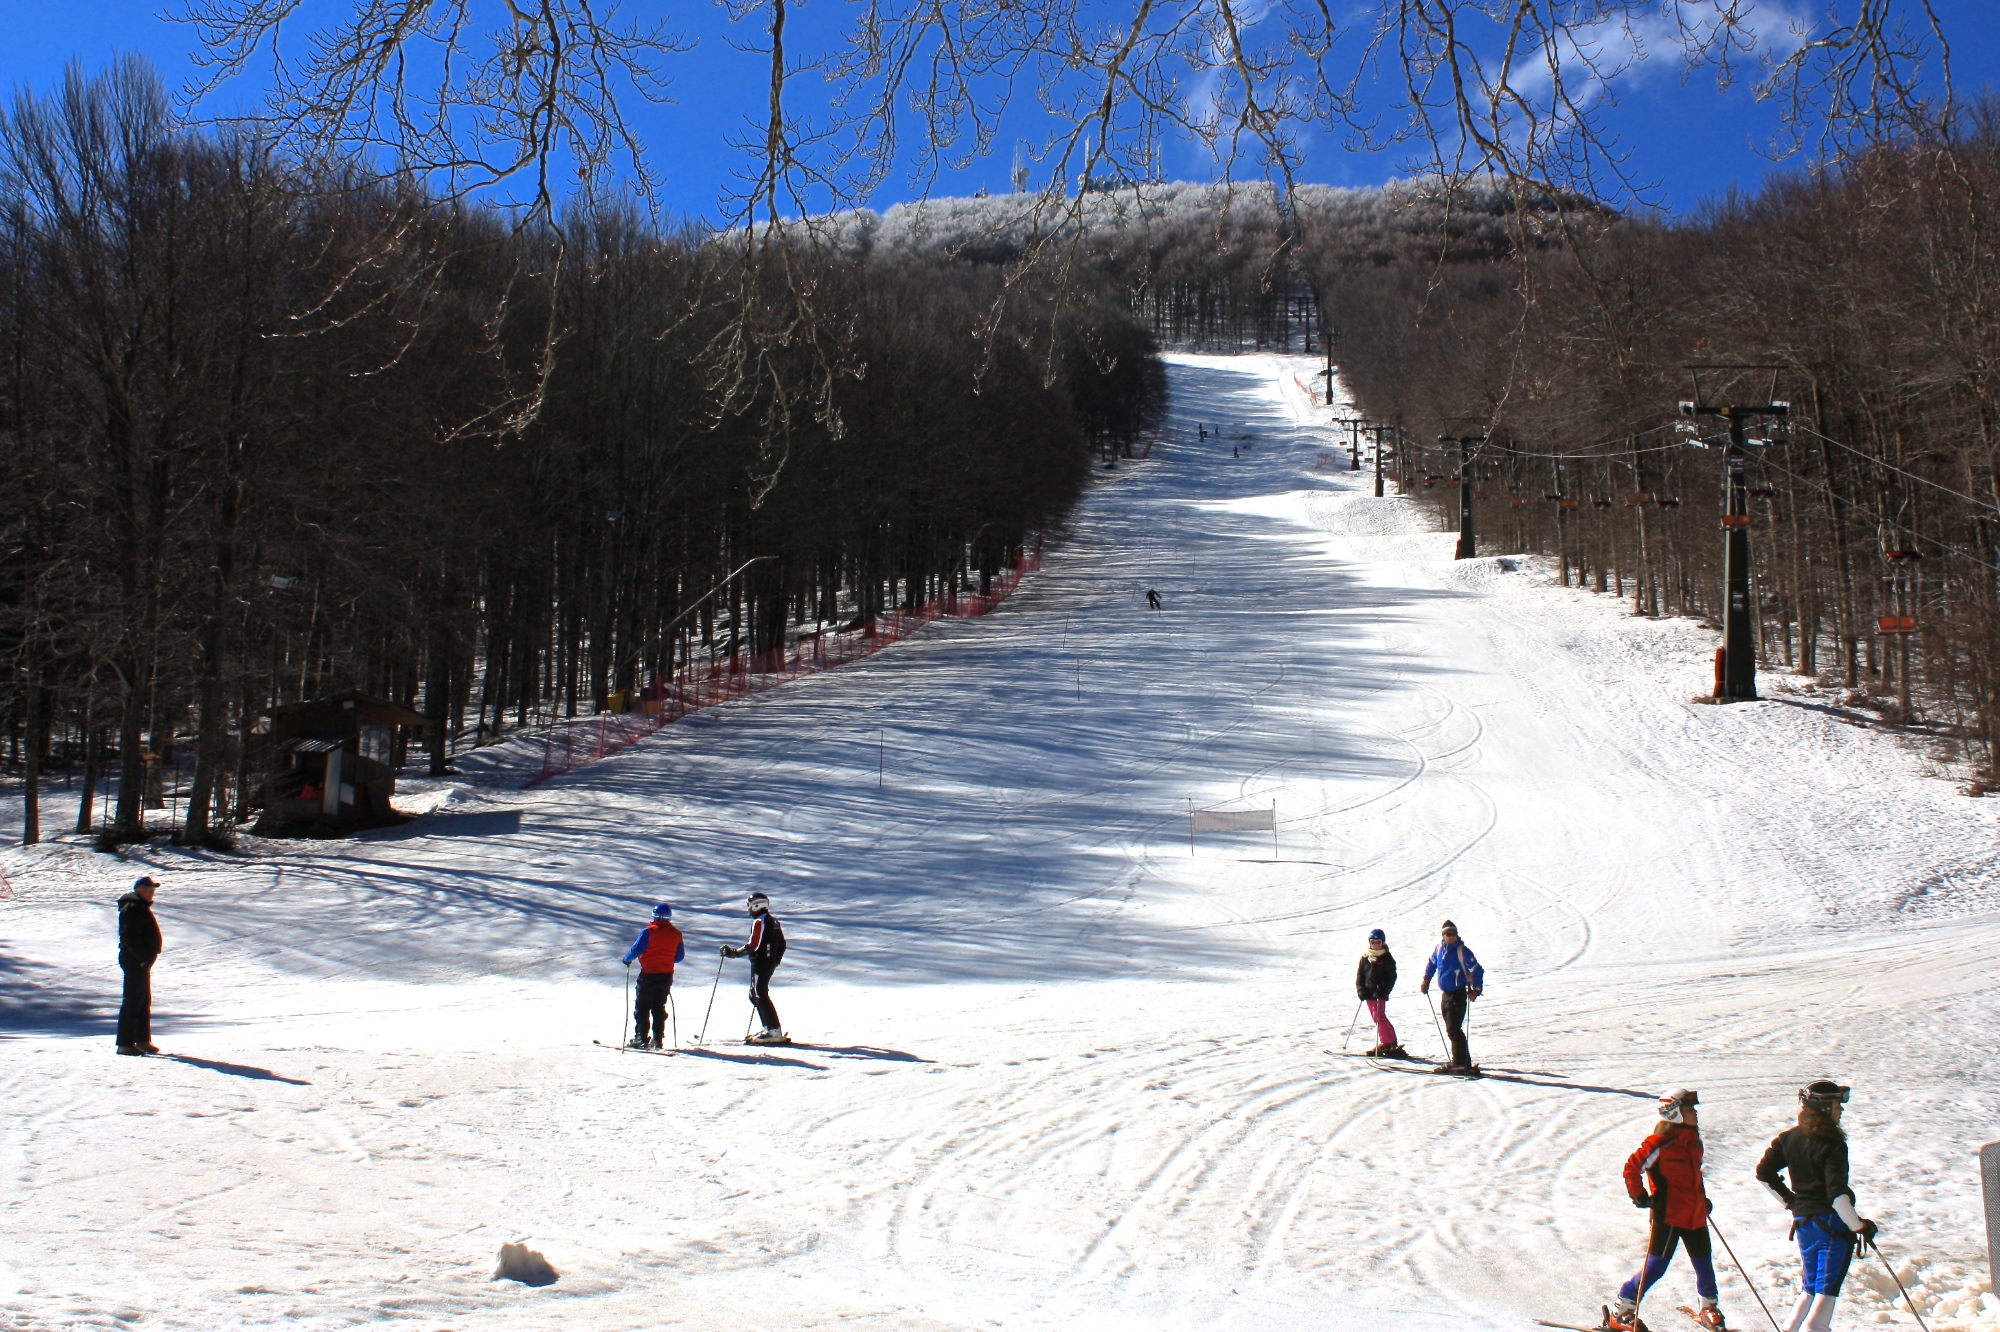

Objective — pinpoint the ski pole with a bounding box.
[670,990,679,1051]
[1342,1001,1363,1051]
[1867,1238,1932,1332]
[696,951,725,1046]
[622,962,631,1052]
[1424,988,1450,1060]
[1708,1219,1782,1332]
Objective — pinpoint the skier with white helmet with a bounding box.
[1756,1080,1878,1332]
[1602,1088,1725,1331]
[721,892,789,1044]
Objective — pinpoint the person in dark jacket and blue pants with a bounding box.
[1419,919,1484,1071]
[1756,1080,1878,1332]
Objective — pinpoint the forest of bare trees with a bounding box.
[1316,125,2000,780]
[0,59,1166,847]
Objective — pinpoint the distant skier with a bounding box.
[1418,919,1483,1071]
[621,902,685,1050]
[1355,928,1405,1057]
[1601,1089,1725,1331]
[1146,589,1162,611]
[116,875,162,1056]
[1756,1080,1878,1332]
[1232,445,1239,458]
[721,892,788,1044]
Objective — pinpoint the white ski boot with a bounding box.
[745,1028,791,1046]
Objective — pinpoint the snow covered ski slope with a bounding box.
[3,354,1997,1331]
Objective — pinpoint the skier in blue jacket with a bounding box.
[1419,919,1484,1072]
[621,903,686,1049]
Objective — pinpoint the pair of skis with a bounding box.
[1325,1048,1483,1078]
[1536,1305,1717,1331]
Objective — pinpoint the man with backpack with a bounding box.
[1419,918,1484,1073]
[721,892,788,1045]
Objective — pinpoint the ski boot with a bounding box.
[1603,1299,1648,1332]
[625,1035,651,1050]
[1379,1043,1409,1059]
[1365,1043,1386,1056]
[649,1036,666,1051]
[1690,1300,1726,1329]
[116,1044,147,1056]
[745,1028,791,1046]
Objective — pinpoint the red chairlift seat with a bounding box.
[1719,514,1753,528]
[1654,497,1681,508]
[1876,615,1918,634]
[1883,549,1924,562]
[1558,499,1582,510]
[1625,492,1655,506]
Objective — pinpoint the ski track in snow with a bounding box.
[3,353,1997,1331]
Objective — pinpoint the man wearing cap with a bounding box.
[621,903,685,1050]
[721,892,788,1044]
[1419,919,1484,1072]
[116,876,162,1055]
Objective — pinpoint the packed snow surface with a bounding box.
[4,355,1997,1331]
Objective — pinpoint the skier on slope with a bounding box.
[1601,1089,1726,1331]
[721,892,788,1045]
[1355,928,1406,1058]
[1755,1080,1879,1332]
[621,903,685,1050]
[1418,919,1483,1072]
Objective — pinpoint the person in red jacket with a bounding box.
[621,903,685,1049]
[1604,1089,1726,1331]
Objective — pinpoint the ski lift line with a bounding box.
[1794,423,2000,518]
[1449,421,1684,464]
[1758,455,2000,576]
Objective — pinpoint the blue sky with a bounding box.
[2,1,1992,222]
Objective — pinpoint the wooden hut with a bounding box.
[252,690,434,837]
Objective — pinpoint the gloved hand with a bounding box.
[720,944,737,958]
[1419,982,1429,995]
[1469,988,1482,1001]
[1857,1218,1878,1245]
[1631,1193,1652,1210]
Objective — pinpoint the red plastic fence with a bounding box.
[529,543,1044,784]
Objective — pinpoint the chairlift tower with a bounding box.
[1441,434,1486,559]
[1678,399,1789,701]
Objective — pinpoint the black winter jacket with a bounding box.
[745,910,786,971]
[117,892,162,966]
[1355,949,1397,1001]
[1756,1126,1854,1218]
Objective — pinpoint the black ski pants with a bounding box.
[1440,988,1472,1067]
[633,971,673,1045]
[118,960,153,1049]
[749,967,781,1032]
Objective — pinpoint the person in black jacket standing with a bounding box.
[1756,1080,1878,1332]
[116,876,162,1056]
[721,892,788,1045]
[1355,928,1407,1058]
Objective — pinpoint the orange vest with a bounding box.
[637,921,683,974]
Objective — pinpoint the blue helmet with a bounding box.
[652,902,673,919]
[1367,928,1386,943]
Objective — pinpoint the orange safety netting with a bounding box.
[530,541,1043,785]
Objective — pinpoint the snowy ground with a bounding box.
[4,354,1997,1332]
